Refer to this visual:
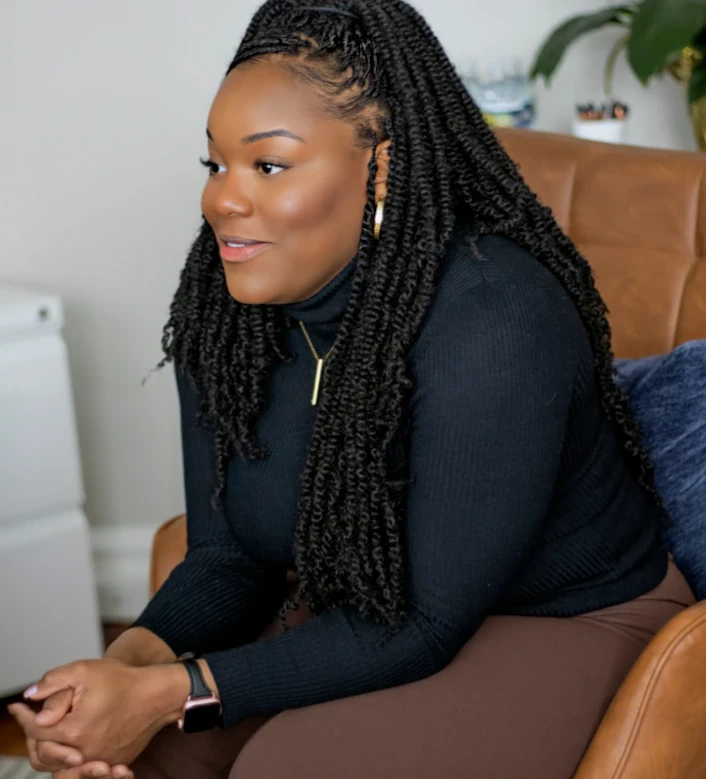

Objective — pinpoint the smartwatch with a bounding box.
[177,658,223,733]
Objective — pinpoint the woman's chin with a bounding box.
[223,275,279,306]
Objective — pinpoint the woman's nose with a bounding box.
[210,173,254,218]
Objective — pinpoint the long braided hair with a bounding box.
[161,0,663,632]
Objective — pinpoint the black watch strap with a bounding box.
[181,658,212,698]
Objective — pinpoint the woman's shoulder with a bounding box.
[429,226,581,324]
[411,225,587,366]
[434,224,575,310]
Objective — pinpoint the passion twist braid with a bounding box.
[159,0,664,634]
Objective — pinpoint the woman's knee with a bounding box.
[228,712,311,779]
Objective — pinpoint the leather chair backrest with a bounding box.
[495,129,706,358]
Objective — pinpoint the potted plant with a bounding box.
[530,0,706,149]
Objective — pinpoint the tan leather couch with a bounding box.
[149,129,706,777]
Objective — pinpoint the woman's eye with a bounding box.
[198,157,288,177]
[257,161,288,176]
[199,157,226,176]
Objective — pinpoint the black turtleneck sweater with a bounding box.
[133,230,667,728]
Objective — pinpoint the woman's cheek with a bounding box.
[268,179,341,227]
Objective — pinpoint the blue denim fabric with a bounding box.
[614,340,706,599]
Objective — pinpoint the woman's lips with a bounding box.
[218,240,271,263]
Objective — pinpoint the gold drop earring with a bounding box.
[374,198,385,241]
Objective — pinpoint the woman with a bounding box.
[10,1,695,777]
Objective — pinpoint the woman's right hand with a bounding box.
[30,627,173,777]
[28,689,133,779]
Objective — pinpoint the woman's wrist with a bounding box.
[137,663,191,729]
[105,627,177,667]
[195,658,220,699]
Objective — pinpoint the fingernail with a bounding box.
[23,685,38,698]
[67,754,83,766]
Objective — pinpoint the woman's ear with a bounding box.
[374,139,391,203]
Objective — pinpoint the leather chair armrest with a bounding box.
[574,600,706,778]
[149,514,187,595]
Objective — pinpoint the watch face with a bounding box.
[179,697,222,733]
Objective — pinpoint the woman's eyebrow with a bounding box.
[205,128,306,144]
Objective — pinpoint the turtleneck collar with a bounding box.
[281,256,357,326]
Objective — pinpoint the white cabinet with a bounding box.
[0,284,102,696]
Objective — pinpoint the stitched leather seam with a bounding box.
[672,166,705,348]
[565,161,578,237]
[687,166,705,258]
[610,608,706,778]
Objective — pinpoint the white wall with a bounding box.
[0,0,696,539]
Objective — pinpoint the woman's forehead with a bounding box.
[207,60,356,149]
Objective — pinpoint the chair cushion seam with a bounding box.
[611,609,706,778]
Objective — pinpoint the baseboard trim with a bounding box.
[91,525,156,622]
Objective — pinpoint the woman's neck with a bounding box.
[280,256,357,326]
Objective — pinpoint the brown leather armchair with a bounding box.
[148,129,706,778]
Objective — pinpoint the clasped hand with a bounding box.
[8,657,168,779]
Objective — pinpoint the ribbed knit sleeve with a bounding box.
[130,369,287,657]
[202,276,581,727]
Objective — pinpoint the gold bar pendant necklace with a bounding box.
[299,321,336,406]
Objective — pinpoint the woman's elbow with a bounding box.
[411,612,476,672]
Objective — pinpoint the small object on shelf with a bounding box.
[462,58,535,130]
[575,101,629,121]
[572,100,629,144]
[612,102,629,120]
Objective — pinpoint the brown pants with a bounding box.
[132,561,694,779]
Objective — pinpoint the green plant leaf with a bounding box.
[530,6,634,83]
[628,0,706,82]
[688,57,706,103]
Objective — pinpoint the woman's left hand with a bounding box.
[8,657,188,769]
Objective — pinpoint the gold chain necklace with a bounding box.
[298,321,336,406]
